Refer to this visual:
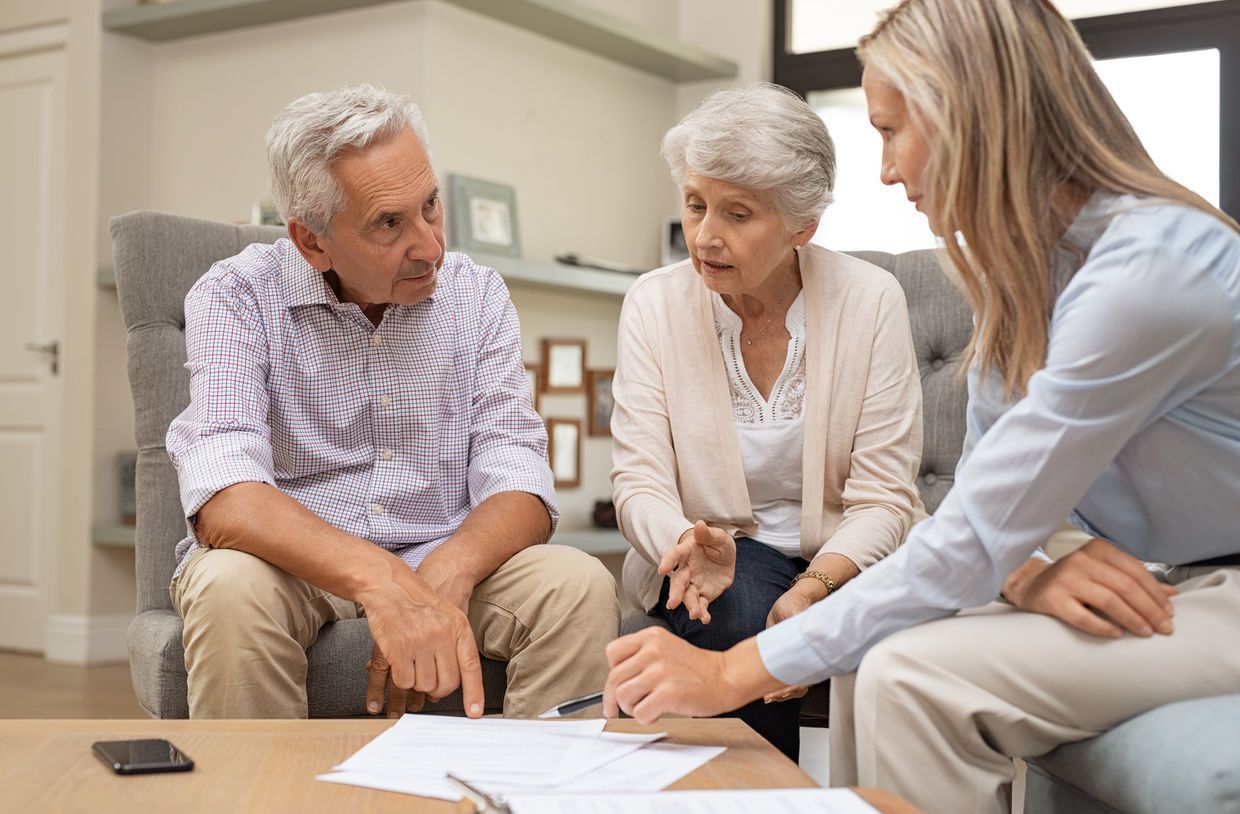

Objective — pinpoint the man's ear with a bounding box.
[286,218,333,271]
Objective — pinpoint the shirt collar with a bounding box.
[1054,189,1128,290]
[280,240,337,309]
[278,239,446,310]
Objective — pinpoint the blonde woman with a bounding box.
[602,1,1240,811]
[609,84,924,761]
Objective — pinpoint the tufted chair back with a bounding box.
[847,249,972,512]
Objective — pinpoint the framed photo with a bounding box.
[541,338,586,394]
[661,216,690,266]
[250,200,284,226]
[524,361,541,413]
[448,174,521,258]
[586,368,615,437]
[547,418,582,489]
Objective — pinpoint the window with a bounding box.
[775,0,1240,253]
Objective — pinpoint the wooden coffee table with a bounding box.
[0,718,920,812]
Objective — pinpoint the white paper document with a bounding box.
[317,715,702,801]
[335,715,611,786]
[506,788,880,814]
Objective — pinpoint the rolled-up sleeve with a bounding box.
[759,244,1236,684]
[466,270,558,530]
[166,273,276,543]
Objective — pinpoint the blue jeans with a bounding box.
[655,536,807,761]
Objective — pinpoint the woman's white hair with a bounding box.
[267,83,429,235]
[662,83,836,229]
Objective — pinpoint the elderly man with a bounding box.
[166,84,619,720]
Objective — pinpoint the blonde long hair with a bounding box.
[857,0,1239,395]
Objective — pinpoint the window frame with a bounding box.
[772,0,1240,218]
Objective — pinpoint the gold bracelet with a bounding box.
[791,570,835,595]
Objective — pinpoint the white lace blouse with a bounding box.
[711,289,807,558]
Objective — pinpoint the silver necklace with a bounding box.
[742,279,797,346]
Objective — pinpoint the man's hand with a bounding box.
[1002,537,1177,639]
[417,557,476,617]
[359,572,484,719]
[759,578,826,703]
[602,628,778,724]
[659,521,737,624]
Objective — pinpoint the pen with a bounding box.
[446,773,510,813]
[537,690,604,719]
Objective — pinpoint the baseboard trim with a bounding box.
[44,613,131,665]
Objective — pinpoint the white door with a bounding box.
[0,34,67,652]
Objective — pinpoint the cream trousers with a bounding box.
[171,544,620,720]
[828,566,1240,814]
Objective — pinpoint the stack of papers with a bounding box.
[317,715,724,801]
[507,789,880,814]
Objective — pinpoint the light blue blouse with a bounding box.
[758,192,1240,683]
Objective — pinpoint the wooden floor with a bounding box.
[0,651,147,719]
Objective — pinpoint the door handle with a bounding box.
[23,340,59,375]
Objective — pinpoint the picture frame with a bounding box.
[448,174,521,258]
[586,368,615,437]
[546,418,582,489]
[540,338,586,394]
[661,216,690,266]
[251,200,284,227]
[524,361,542,413]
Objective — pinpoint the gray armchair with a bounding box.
[112,210,506,718]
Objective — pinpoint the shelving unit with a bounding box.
[99,256,637,297]
[102,0,738,82]
[92,523,136,548]
[551,528,628,556]
[467,251,639,299]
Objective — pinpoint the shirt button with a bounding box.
[371,503,384,515]
[378,395,391,407]
[371,333,383,347]
[381,449,394,461]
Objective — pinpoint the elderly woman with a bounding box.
[610,83,925,760]
[604,2,1240,811]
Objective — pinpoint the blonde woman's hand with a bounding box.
[658,521,736,624]
[1002,537,1178,638]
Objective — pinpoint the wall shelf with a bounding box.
[468,251,638,299]
[551,528,628,556]
[102,0,738,82]
[92,523,136,548]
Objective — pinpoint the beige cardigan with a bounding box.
[611,245,927,611]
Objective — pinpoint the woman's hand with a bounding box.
[1002,537,1177,638]
[765,578,827,629]
[760,578,827,703]
[602,629,780,724]
[659,521,737,624]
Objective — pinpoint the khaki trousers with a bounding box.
[828,566,1240,814]
[172,544,620,720]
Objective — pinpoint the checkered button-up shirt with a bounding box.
[166,238,557,578]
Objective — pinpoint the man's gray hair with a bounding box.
[661,83,836,228]
[267,83,429,235]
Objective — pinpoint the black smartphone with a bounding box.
[92,739,194,775]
